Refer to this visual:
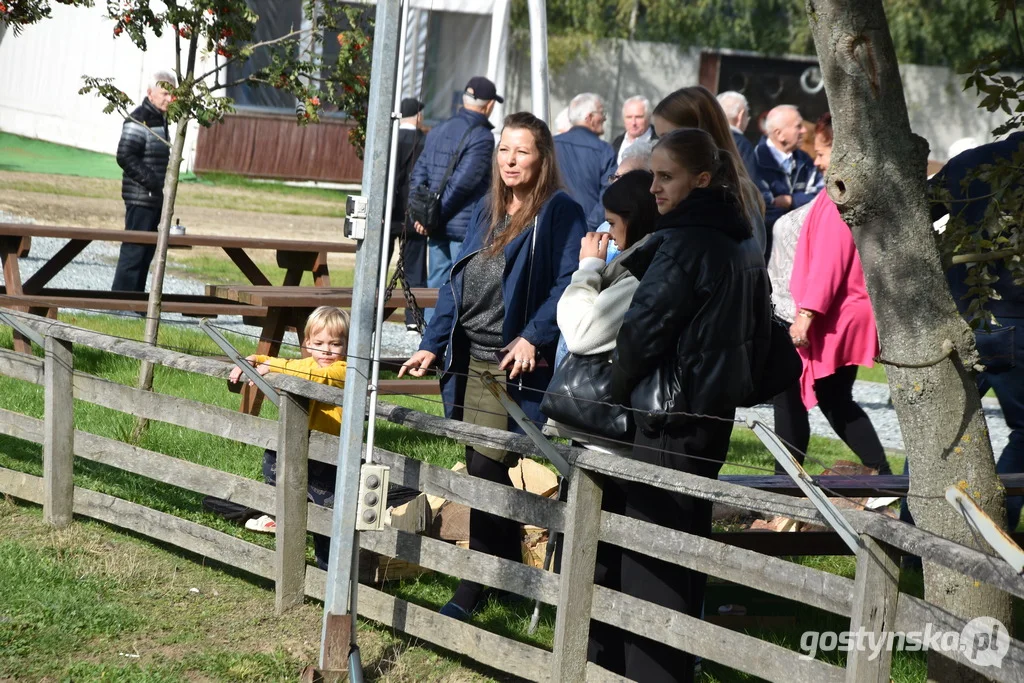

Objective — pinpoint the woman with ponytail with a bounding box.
[652,85,768,254]
[603,128,772,681]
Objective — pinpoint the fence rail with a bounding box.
[1,309,1023,681]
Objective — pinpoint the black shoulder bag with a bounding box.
[407,122,482,235]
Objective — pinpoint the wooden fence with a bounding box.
[1,311,1023,682]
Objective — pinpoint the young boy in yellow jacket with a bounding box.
[228,305,349,569]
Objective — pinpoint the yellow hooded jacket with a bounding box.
[252,356,347,435]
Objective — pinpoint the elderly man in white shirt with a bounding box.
[612,95,656,164]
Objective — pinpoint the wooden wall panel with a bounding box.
[194,111,364,183]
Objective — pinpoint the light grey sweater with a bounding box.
[556,236,650,355]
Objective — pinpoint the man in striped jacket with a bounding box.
[111,70,174,293]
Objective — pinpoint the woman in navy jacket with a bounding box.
[401,112,586,619]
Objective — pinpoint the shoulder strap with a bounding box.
[524,216,540,323]
[436,121,484,193]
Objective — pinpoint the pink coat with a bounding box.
[789,193,879,410]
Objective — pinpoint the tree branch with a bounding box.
[209,76,256,93]
[874,339,955,369]
[950,247,1024,265]
[192,27,314,84]
[1011,3,1024,61]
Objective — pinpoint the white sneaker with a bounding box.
[244,514,277,533]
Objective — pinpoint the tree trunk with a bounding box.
[131,117,189,441]
[804,1,1010,679]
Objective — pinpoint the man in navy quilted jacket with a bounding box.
[409,77,499,317]
[111,70,174,293]
[554,93,617,217]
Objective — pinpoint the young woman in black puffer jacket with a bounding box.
[597,128,772,682]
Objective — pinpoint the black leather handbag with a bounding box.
[407,123,482,235]
[741,315,803,407]
[541,351,634,440]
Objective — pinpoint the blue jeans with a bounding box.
[902,317,1024,531]
[112,204,161,292]
[425,237,463,323]
[263,448,336,570]
[979,319,1024,530]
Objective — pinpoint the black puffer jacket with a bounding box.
[610,187,771,431]
[116,98,170,208]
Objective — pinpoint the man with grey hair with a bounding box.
[612,95,656,164]
[111,70,175,292]
[408,76,499,317]
[754,104,821,254]
[554,92,617,216]
[716,90,759,181]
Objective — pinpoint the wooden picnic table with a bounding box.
[0,223,355,352]
[205,284,439,414]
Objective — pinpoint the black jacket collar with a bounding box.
[131,98,168,128]
[656,187,751,241]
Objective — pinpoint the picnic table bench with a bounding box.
[205,284,439,414]
[0,223,355,352]
[713,472,1024,554]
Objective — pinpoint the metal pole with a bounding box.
[526,0,549,122]
[365,0,411,467]
[749,420,861,554]
[320,0,402,669]
[199,319,280,407]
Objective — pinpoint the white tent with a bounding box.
[0,0,513,171]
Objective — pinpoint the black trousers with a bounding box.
[112,204,162,292]
[450,447,523,610]
[772,365,890,474]
[263,449,336,569]
[202,448,336,570]
[588,415,734,682]
[388,222,428,326]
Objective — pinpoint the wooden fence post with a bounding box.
[846,533,901,682]
[552,467,604,681]
[276,390,310,614]
[43,335,74,527]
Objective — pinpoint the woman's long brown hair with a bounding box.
[653,85,765,221]
[484,112,562,255]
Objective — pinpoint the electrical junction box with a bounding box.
[355,464,389,531]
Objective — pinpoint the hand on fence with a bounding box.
[228,355,271,385]
[398,350,437,378]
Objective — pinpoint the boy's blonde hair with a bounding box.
[304,306,350,343]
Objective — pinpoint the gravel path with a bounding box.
[1,210,1009,459]
[0,210,423,360]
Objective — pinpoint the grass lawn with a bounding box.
[857,364,888,384]
[0,132,348,217]
[165,253,357,289]
[0,500,503,682]
[0,313,1001,682]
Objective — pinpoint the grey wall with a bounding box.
[507,38,1009,162]
[507,39,701,143]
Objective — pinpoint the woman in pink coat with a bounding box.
[774,114,890,474]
